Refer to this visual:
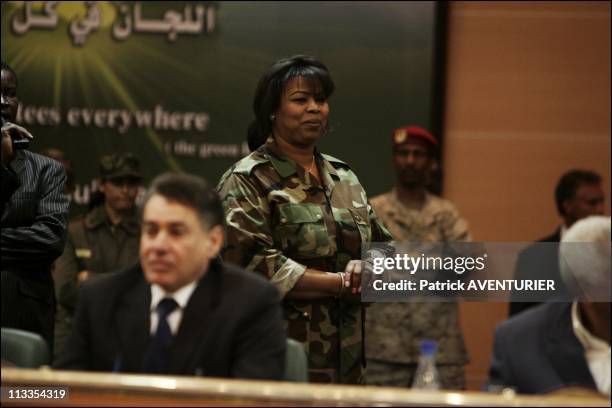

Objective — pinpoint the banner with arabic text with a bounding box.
[1,1,443,216]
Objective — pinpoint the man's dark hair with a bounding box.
[142,172,224,228]
[247,55,335,152]
[555,169,602,216]
[1,60,18,87]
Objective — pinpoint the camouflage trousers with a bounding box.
[365,360,466,390]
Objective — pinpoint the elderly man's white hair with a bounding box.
[559,215,611,301]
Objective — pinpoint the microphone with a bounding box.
[1,115,30,150]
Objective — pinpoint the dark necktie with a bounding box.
[142,297,179,373]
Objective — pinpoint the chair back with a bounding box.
[284,338,308,382]
[1,327,49,368]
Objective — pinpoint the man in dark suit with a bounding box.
[55,173,286,380]
[490,216,610,395]
[509,169,605,316]
[1,61,69,354]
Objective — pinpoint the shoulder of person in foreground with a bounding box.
[221,260,281,296]
[52,264,142,370]
[81,262,142,294]
[488,303,569,388]
[218,260,286,380]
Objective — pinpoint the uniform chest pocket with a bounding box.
[348,207,372,243]
[274,203,332,259]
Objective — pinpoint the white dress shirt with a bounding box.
[571,302,611,397]
[559,224,568,241]
[150,282,197,335]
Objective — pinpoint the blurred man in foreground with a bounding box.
[490,216,610,396]
[55,173,286,379]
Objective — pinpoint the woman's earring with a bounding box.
[270,114,276,121]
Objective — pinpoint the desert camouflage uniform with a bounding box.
[217,136,392,384]
[365,190,470,389]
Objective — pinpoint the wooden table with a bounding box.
[2,367,609,407]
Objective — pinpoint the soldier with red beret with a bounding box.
[365,125,471,389]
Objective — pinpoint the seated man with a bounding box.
[55,173,286,379]
[509,169,605,316]
[489,216,610,396]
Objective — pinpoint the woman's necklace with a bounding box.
[307,155,316,174]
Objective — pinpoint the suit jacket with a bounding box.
[54,259,287,380]
[489,302,596,394]
[1,150,69,351]
[509,229,568,316]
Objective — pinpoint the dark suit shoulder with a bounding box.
[516,237,557,269]
[537,229,561,243]
[498,302,570,337]
[215,261,281,310]
[516,229,559,257]
[220,261,278,295]
[221,261,269,284]
[80,263,143,297]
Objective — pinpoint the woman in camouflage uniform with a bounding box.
[217,56,391,384]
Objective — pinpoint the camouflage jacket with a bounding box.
[54,204,140,310]
[217,137,392,384]
[365,190,471,365]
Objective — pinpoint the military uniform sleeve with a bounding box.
[218,172,307,298]
[1,160,69,264]
[53,233,81,312]
[441,203,471,242]
[367,199,393,243]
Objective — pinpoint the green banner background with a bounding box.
[2,1,442,216]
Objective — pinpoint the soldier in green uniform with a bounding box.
[365,126,470,389]
[52,153,143,360]
[217,55,391,384]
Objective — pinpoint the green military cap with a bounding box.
[99,153,142,180]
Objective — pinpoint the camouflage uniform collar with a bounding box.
[84,204,139,233]
[263,136,297,178]
[319,154,341,178]
[263,136,332,184]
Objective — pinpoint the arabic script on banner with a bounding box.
[11,1,217,46]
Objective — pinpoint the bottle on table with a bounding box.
[412,339,441,390]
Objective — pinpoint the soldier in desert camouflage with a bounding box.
[365,126,470,389]
[217,55,392,384]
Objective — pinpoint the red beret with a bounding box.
[392,125,438,147]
